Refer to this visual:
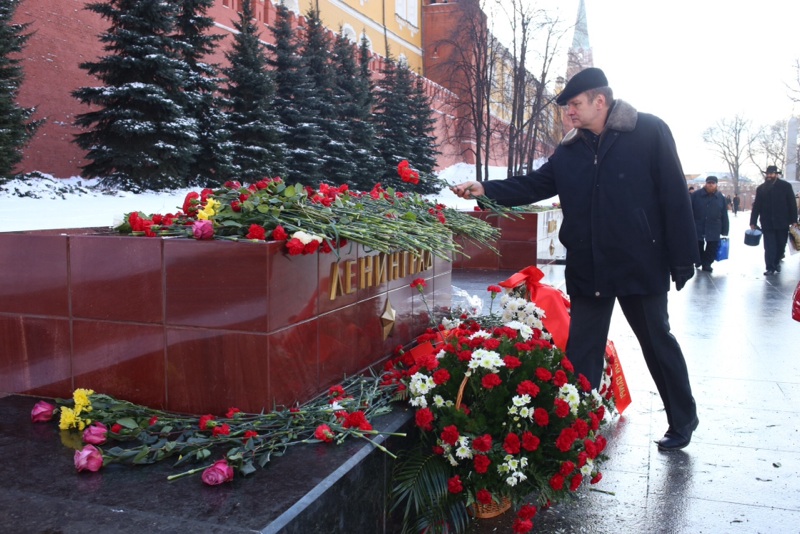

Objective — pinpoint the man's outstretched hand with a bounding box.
[670,266,694,291]
[450,181,485,199]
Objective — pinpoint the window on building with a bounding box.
[395,0,419,27]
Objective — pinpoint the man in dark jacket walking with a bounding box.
[749,165,799,275]
[691,175,730,272]
[452,68,700,451]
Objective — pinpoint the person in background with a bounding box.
[691,176,729,273]
[749,165,799,275]
[688,186,695,193]
[451,67,700,452]
[733,193,740,216]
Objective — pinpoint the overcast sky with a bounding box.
[494,0,800,177]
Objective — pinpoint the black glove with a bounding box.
[670,266,694,291]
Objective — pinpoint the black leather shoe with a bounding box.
[656,417,699,451]
[701,265,713,272]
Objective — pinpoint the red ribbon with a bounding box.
[498,266,571,351]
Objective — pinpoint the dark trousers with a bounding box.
[762,228,789,271]
[566,294,697,434]
[697,240,720,268]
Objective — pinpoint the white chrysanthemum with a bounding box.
[508,406,519,415]
[433,395,446,408]
[519,406,531,418]
[472,348,505,372]
[441,317,459,330]
[469,330,491,340]
[435,349,447,360]
[580,458,595,476]
[499,294,511,306]
[520,457,529,469]
[409,395,428,408]
[591,390,603,408]
[455,437,472,459]
[329,401,344,411]
[559,383,581,415]
[507,458,520,470]
[497,463,510,474]
[409,372,436,397]
[506,476,518,487]
[515,471,528,483]
[512,394,531,407]
[447,454,459,467]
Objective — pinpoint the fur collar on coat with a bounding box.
[561,99,638,145]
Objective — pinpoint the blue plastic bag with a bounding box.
[716,238,729,261]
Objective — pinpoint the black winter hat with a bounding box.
[705,176,718,184]
[556,68,609,105]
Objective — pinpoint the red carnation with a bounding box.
[472,434,492,452]
[518,504,537,520]
[415,407,434,431]
[481,373,502,389]
[286,238,305,255]
[554,398,571,418]
[535,367,552,381]
[473,454,491,474]
[533,407,550,427]
[517,380,540,397]
[560,356,574,373]
[432,368,450,385]
[555,428,578,452]
[512,519,534,534]
[441,425,460,446]
[246,224,266,240]
[553,369,568,387]
[549,473,565,491]
[212,423,231,436]
[569,473,583,491]
[503,432,521,454]
[521,431,540,452]
[476,488,493,505]
[503,355,522,369]
[447,475,463,494]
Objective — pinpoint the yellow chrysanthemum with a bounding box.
[73,388,95,408]
[59,407,77,430]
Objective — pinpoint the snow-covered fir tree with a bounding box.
[373,56,440,194]
[72,0,199,191]
[173,0,234,186]
[267,3,325,184]
[0,0,43,182]
[301,9,359,186]
[220,0,285,183]
[331,32,384,190]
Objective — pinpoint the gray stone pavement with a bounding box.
[453,211,800,534]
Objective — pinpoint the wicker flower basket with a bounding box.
[469,496,512,519]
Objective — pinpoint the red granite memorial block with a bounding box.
[0,230,449,412]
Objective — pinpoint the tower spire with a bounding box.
[566,0,593,79]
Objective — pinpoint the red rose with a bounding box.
[415,408,434,431]
[447,475,463,494]
[476,488,493,505]
[473,454,491,474]
[148,416,158,426]
[246,224,266,240]
[314,424,334,443]
[74,444,104,472]
[110,423,123,434]
[31,400,56,423]
[503,432,521,454]
[441,425,460,446]
[82,422,108,445]
[521,431,540,452]
[481,373,502,389]
[201,459,234,486]
[472,434,492,452]
[533,407,549,427]
[200,188,214,204]
[231,200,241,212]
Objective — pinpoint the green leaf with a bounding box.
[116,417,139,429]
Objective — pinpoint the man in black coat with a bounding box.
[749,165,799,275]
[691,175,730,272]
[452,68,700,451]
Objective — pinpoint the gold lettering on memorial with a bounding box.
[328,250,435,300]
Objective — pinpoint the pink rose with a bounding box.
[31,400,56,423]
[192,220,214,240]
[82,422,108,445]
[201,459,234,486]
[74,444,104,472]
